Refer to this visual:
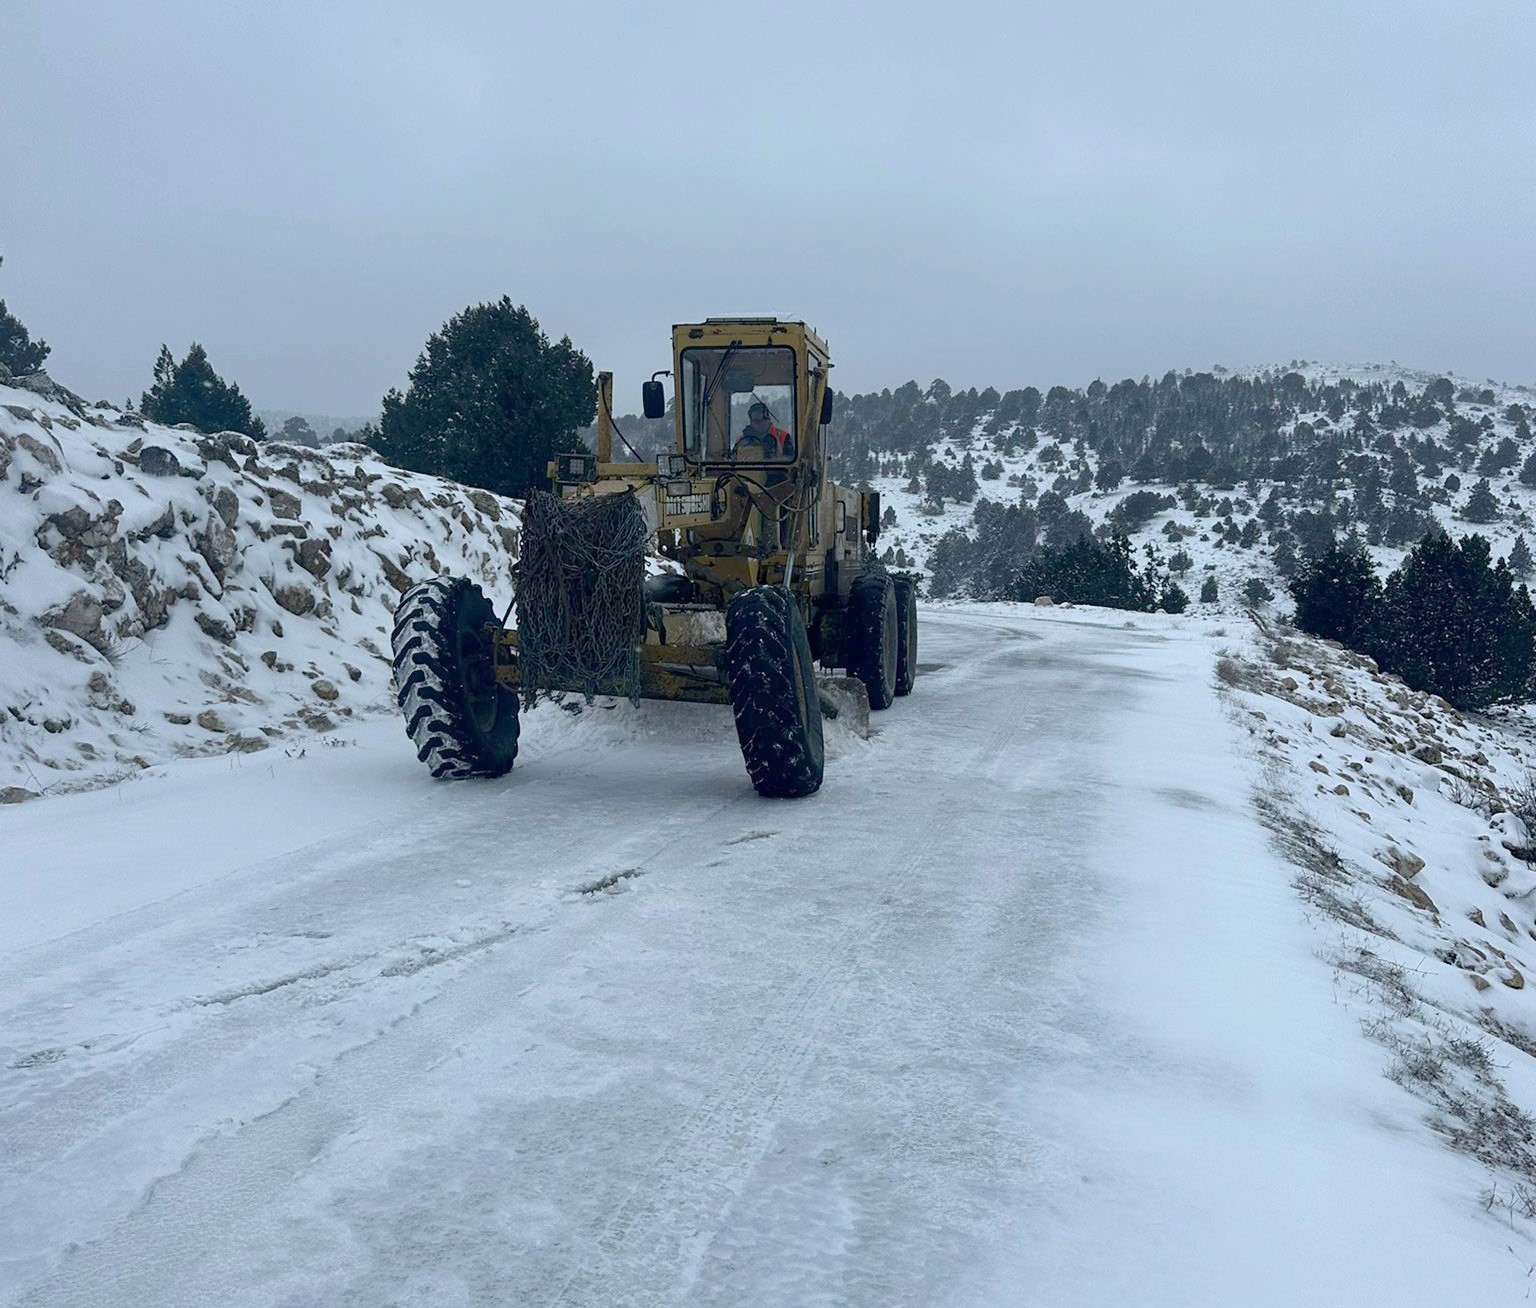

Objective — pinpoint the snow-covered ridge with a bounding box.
[0,375,521,800]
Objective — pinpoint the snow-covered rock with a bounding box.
[0,382,521,797]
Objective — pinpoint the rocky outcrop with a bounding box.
[0,380,521,798]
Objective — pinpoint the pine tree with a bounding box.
[1461,477,1501,523]
[376,299,594,498]
[1289,538,1380,645]
[1367,533,1536,709]
[1509,534,1533,578]
[1200,575,1219,603]
[1243,578,1275,606]
[140,343,265,438]
[0,254,50,376]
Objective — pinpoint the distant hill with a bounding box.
[256,409,378,445]
[601,362,1536,615]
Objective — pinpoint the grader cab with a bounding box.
[390,317,917,798]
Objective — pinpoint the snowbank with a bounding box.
[0,378,521,798]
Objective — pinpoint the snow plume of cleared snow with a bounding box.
[0,378,521,799]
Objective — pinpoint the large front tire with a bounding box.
[893,575,918,697]
[845,572,898,710]
[391,577,520,779]
[724,586,824,799]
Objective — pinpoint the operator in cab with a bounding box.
[734,402,795,463]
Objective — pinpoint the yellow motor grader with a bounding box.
[390,317,916,797]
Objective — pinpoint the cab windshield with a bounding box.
[680,346,797,464]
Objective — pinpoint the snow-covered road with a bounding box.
[3,607,1531,1306]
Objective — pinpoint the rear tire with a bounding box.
[392,577,520,779]
[724,586,824,798]
[845,572,898,710]
[893,575,918,697]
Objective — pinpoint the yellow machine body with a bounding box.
[502,318,879,703]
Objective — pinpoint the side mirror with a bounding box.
[642,380,666,420]
[862,490,880,544]
[821,389,834,425]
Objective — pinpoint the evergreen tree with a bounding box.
[1366,533,1536,710]
[1289,538,1380,645]
[0,253,50,375]
[1243,577,1274,606]
[1509,534,1534,578]
[1010,534,1181,613]
[279,416,319,447]
[1519,450,1536,488]
[376,298,594,498]
[140,343,265,438]
[1200,575,1219,603]
[1461,477,1501,523]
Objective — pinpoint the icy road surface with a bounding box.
[2,607,1529,1306]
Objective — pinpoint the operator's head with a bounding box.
[748,402,772,430]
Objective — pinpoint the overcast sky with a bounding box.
[2,1,1533,418]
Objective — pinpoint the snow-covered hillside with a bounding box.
[867,363,1536,610]
[0,375,520,800]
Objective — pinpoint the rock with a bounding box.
[1490,812,1532,857]
[196,709,225,732]
[131,504,176,541]
[272,583,316,616]
[1331,783,1350,796]
[343,663,362,682]
[228,734,270,753]
[46,505,94,540]
[0,786,39,804]
[1381,846,1426,879]
[194,609,236,644]
[380,483,409,509]
[15,432,62,474]
[164,711,192,725]
[195,433,257,467]
[466,489,502,521]
[197,510,239,577]
[1502,965,1526,990]
[1389,875,1437,914]
[268,487,302,520]
[44,591,109,652]
[374,551,413,594]
[0,433,12,480]
[311,679,340,702]
[139,445,181,476]
[1033,595,1054,606]
[260,650,278,669]
[1413,742,1443,764]
[213,485,239,527]
[1309,760,1330,774]
[10,370,88,411]
[292,536,332,580]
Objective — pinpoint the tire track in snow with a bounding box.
[544,697,1030,1307]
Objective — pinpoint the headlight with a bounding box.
[557,453,597,484]
[666,479,692,498]
[657,453,688,478]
